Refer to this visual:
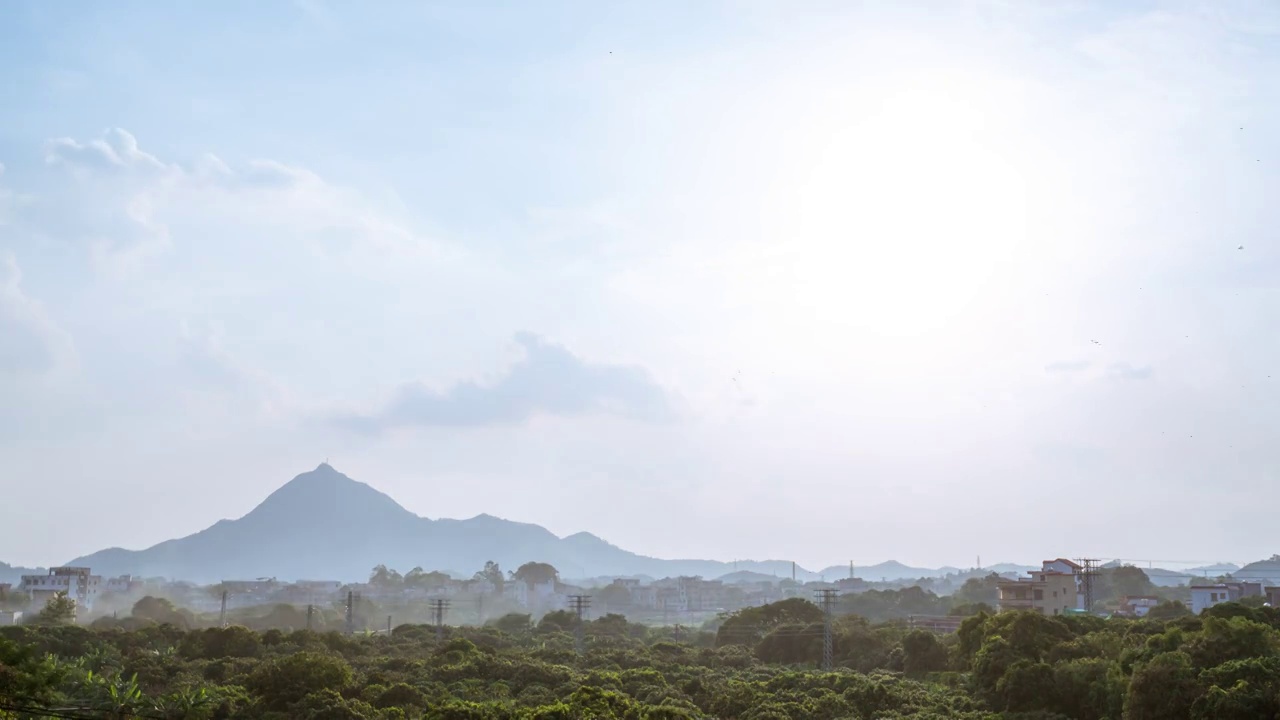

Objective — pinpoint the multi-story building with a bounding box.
[1042,559,1085,609]
[997,570,1077,616]
[104,575,141,596]
[279,580,343,605]
[1190,582,1262,614]
[20,567,101,612]
[506,579,558,608]
[1118,595,1161,617]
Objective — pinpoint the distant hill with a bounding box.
[1187,563,1242,575]
[66,464,812,584]
[983,563,1036,575]
[1234,556,1280,583]
[716,570,785,585]
[814,561,964,582]
[0,561,45,585]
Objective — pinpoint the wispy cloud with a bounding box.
[338,333,673,432]
[39,128,436,276]
[0,253,73,375]
[1045,360,1091,374]
[1108,362,1154,381]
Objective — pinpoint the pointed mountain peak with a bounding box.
[247,465,416,524]
[564,531,613,547]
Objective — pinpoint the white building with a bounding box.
[507,579,558,608]
[20,567,102,612]
[1118,596,1160,617]
[1190,582,1261,614]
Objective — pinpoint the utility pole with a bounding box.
[430,599,450,641]
[386,615,392,636]
[791,561,796,583]
[1075,559,1100,613]
[219,590,228,628]
[306,604,314,631]
[848,561,854,579]
[345,591,355,635]
[569,595,592,656]
[815,588,838,672]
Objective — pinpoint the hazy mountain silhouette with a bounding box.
[66,464,809,584]
[813,560,967,582]
[0,561,46,585]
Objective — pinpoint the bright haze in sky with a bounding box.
[2,1,1279,571]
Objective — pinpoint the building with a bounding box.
[908,614,964,634]
[997,570,1077,616]
[1041,559,1086,609]
[1266,586,1280,607]
[507,579,558,608]
[279,581,343,605]
[1118,596,1160,617]
[219,579,281,607]
[20,567,101,612]
[103,575,140,595]
[1190,582,1263,614]
[0,611,22,626]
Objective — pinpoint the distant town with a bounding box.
[5,554,1279,631]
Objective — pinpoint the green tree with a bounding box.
[404,567,451,590]
[488,612,533,634]
[597,583,632,611]
[1102,565,1154,602]
[246,651,353,710]
[473,561,505,593]
[369,564,403,588]
[1147,600,1192,620]
[29,592,77,626]
[952,573,1001,606]
[1126,651,1200,720]
[716,598,824,647]
[512,562,559,587]
[901,629,949,676]
[131,596,194,628]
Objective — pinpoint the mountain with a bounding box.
[1186,563,1241,576]
[1234,556,1280,583]
[984,563,1037,575]
[0,561,45,585]
[716,570,786,585]
[67,464,813,584]
[814,561,963,582]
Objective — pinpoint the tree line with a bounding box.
[4,595,1280,718]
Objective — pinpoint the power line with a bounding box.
[430,598,451,641]
[1075,558,1100,613]
[569,594,592,656]
[815,588,838,672]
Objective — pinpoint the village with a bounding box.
[4,556,1277,630]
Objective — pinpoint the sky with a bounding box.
[2,0,1280,572]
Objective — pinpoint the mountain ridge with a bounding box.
[57,464,1054,585]
[65,465,817,584]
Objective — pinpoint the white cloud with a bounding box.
[40,129,442,277]
[46,128,167,174]
[0,253,73,375]
[339,332,674,432]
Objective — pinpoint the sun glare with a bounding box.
[762,70,1032,348]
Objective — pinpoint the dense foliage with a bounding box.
[3,599,1279,718]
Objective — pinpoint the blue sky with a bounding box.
[3,0,1280,571]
